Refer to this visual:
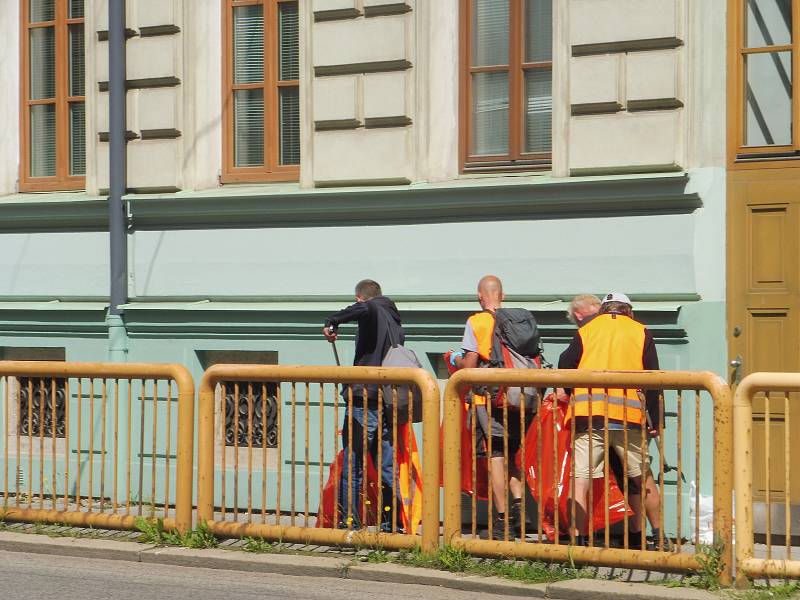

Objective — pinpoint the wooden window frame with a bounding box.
[459,0,552,174]
[19,0,85,192]
[728,0,800,169]
[221,0,300,184]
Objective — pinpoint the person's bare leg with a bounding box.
[572,477,591,536]
[489,456,507,514]
[642,472,661,528]
[509,476,523,500]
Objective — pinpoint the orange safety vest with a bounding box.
[565,313,646,425]
[465,312,495,406]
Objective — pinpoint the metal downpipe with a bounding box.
[108,0,127,317]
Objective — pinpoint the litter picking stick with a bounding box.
[328,326,341,366]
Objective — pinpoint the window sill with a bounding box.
[461,160,552,175]
[220,169,300,184]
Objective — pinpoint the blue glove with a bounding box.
[449,350,463,366]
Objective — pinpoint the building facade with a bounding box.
[0,0,728,518]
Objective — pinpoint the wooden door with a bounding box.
[728,169,800,504]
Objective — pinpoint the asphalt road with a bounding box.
[0,549,516,600]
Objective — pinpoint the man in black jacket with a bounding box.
[323,279,404,531]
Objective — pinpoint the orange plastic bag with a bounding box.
[520,394,632,540]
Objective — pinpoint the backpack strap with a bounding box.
[374,302,400,348]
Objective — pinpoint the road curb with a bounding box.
[347,562,548,597]
[140,546,350,578]
[0,530,719,599]
[0,530,156,562]
[546,579,717,600]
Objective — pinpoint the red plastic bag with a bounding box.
[317,426,424,532]
[520,394,632,540]
[440,351,489,499]
[316,449,381,528]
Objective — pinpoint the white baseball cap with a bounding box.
[601,292,632,306]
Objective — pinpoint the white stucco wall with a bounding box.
[0,0,20,196]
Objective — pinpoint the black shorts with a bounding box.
[473,405,532,459]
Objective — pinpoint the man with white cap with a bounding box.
[558,292,662,549]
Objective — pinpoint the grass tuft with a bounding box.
[135,517,218,549]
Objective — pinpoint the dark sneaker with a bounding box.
[479,516,512,541]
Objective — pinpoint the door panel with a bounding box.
[729,170,800,505]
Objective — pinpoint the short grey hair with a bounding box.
[566,294,601,326]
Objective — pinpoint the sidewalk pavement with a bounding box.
[0,528,718,599]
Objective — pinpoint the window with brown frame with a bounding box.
[222,0,300,183]
[20,0,86,192]
[731,0,800,162]
[460,0,552,172]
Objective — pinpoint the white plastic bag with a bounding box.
[690,481,715,544]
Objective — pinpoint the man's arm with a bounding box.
[556,333,583,401]
[322,302,368,341]
[558,333,583,369]
[642,329,661,430]
[451,319,482,369]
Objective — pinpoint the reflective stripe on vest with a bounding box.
[567,313,646,425]
[571,393,644,424]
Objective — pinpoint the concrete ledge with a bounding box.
[140,546,350,577]
[0,531,156,562]
[546,579,716,600]
[348,562,547,597]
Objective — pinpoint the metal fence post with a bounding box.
[173,366,195,533]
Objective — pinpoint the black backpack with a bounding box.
[481,308,542,410]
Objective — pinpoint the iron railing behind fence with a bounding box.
[197,364,440,552]
[443,368,732,584]
[0,361,194,532]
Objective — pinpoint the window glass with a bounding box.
[29,0,55,23]
[525,68,552,153]
[234,88,265,167]
[68,0,84,19]
[30,104,57,177]
[472,0,509,67]
[279,3,299,81]
[746,0,792,47]
[233,5,264,84]
[69,24,85,97]
[70,103,86,176]
[29,27,55,100]
[280,88,300,165]
[745,51,793,146]
[471,72,509,155]
[525,0,552,62]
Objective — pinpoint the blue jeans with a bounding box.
[338,405,400,530]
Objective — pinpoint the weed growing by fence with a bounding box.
[135,517,218,549]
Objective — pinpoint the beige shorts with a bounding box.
[573,429,648,479]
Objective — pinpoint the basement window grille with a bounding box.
[224,382,278,448]
[17,378,67,438]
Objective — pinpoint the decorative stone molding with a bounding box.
[627,98,684,112]
[138,24,181,37]
[314,59,411,77]
[363,3,412,17]
[572,37,683,57]
[313,8,362,22]
[570,102,623,116]
[98,77,181,92]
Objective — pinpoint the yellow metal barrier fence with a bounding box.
[0,361,195,532]
[734,373,800,585]
[197,364,440,552]
[443,369,732,584]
